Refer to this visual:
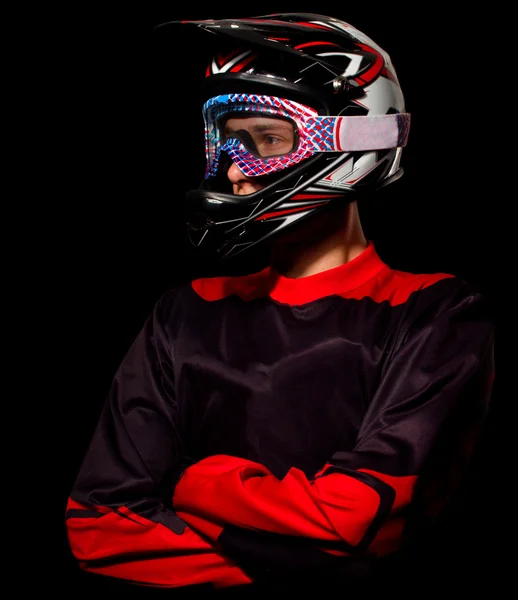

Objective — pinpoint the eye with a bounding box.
[263,134,284,146]
[255,131,294,157]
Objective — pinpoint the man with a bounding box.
[65,13,495,594]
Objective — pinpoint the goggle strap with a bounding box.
[330,113,411,151]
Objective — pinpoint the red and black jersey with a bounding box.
[65,242,495,590]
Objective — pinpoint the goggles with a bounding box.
[203,93,410,179]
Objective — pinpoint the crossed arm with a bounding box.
[66,287,495,588]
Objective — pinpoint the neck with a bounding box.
[269,201,368,279]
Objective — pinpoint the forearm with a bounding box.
[66,497,252,589]
[173,455,395,548]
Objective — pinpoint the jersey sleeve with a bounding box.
[65,291,252,590]
[172,279,495,575]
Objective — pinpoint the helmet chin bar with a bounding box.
[186,146,404,261]
[185,154,325,248]
[185,153,358,260]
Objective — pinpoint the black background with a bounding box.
[45,3,504,594]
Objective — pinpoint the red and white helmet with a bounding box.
[158,13,410,260]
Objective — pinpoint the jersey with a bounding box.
[65,242,495,591]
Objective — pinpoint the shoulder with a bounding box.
[368,264,456,306]
[147,280,199,325]
[146,267,270,323]
[190,267,271,302]
[367,257,494,337]
[390,269,494,350]
[371,259,487,312]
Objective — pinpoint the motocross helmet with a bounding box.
[158,13,410,260]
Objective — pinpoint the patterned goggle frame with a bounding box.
[203,94,410,179]
[204,94,328,179]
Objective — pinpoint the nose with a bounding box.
[227,161,262,195]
